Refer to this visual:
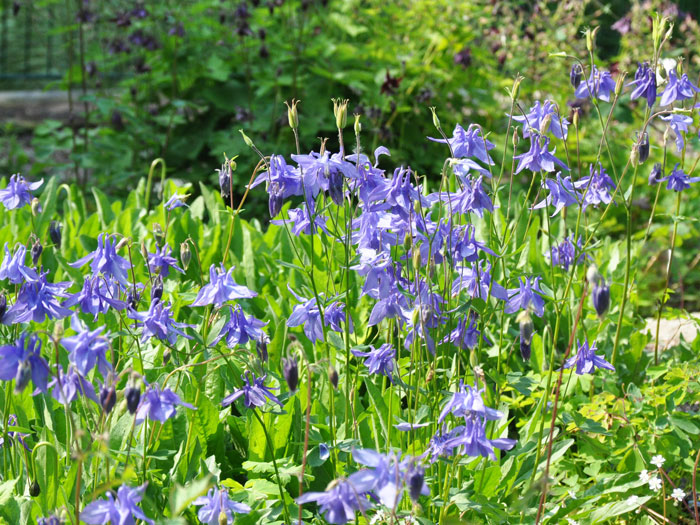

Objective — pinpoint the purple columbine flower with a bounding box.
[147,243,184,277]
[574,163,616,209]
[291,150,355,200]
[574,66,616,102]
[0,333,49,393]
[251,154,304,216]
[135,384,196,424]
[69,233,132,286]
[628,62,657,108]
[428,123,495,165]
[436,174,494,217]
[0,243,38,284]
[2,271,73,325]
[403,280,446,354]
[350,248,393,298]
[287,289,324,343]
[191,264,257,307]
[510,100,569,140]
[164,193,189,210]
[367,166,426,219]
[212,304,267,347]
[61,315,111,376]
[193,487,251,524]
[441,313,489,350]
[659,68,700,107]
[44,365,99,405]
[81,483,154,525]
[324,301,353,334]
[533,173,581,216]
[296,477,372,524]
[449,223,497,263]
[443,414,516,460]
[660,113,694,153]
[128,300,194,345]
[562,338,615,375]
[438,380,503,423]
[271,200,331,237]
[352,344,396,381]
[0,414,31,450]
[0,174,43,210]
[451,261,508,301]
[37,516,62,525]
[550,235,587,271]
[659,164,700,191]
[63,275,127,321]
[514,135,569,174]
[222,372,282,409]
[505,276,546,317]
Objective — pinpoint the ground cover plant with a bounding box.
[0,14,699,525]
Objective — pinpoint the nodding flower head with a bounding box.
[0,174,43,210]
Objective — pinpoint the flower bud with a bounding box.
[218,163,231,201]
[585,27,599,53]
[328,366,339,390]
[31,239,43,265]
[285,99,300,130]
[239,129,254,148]
[31,197,42,216]
[592,280,610,318]
[354,114,361,136]
[14,360,31,393]
[406,465,425,502]
[429,106,441,131]
[283,355,298,393]
[125,384,141,414]
[116,237,130,251]
[332,98,349,130]
[412,245,422,269]
[512,127,519,148]
[100,382,116,414]
[49,221,62,247]
[510,75,524,101]
[152,274,163,303]
[152,223,164,245]
[256,340,268,363]
[572,108,580,128]
[29,481,40,497]
[517,311,534,361]
[180,242,191,271]
[648,163,663,186]
[163,349,171,365]
[570,64,583,88]
[268,181,284,217]
[638,132,650,164]
[328,170,344,206]
[0,293,6,320]
[140,241,149,262]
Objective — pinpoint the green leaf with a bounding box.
[169,476,214,516]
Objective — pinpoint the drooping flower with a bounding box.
[193,487,251,524]
[449,223,497,263]
[250,154,303,216]
[438,380,503,424]
[574,66,616,102]
[270,201,331,237]
[0,243,38,283]
[191,264,257,307]
[147,243,184,277]
[562,338,615,375]
[128,300,194,345]
[628,62,657,108]
[61,315,112,376]
[435,175,494,217]
[324,301,353,334]
[368,286,410,327]
[63,275,127,321]
[134,383,196,424]
[352,344,396,381]
[574,163,616,209]
[403,280,446,354]
[443,415,516,460]
[0,414,31,450]
[2,271,73,324]
[591,279,610,318]
[533,173,581,216]
[291,150,355,200]
[81,483,154,525]
[44,366,99,405]
[428,124,495,164]
[648,163,663,186]
[296,477,373,525]
[0,174,43,210]
[514,135,569,174]
[510,100,569,140]
[212,304,267,347]
[221,371,282,409]
[164,193,189,210]
[550,235,587,271]
[451,261,508,301]
[287,290,324,343]
[659,68,700,107]
[441,313,489,351]
[505,276,546,317]
[367,166,427,219]
[282,355,298,392]
[660,113,693,152]
[659,164,700,191]
[69,233,132,286]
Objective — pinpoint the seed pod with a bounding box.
[283,355,299,393]
[332,98,349,130]
[570,64,583,88]
[29,481,40,497]
[354,114,362,136]
[31,239,43,265]
[592,281,610,318]
[100,383,116,415]
[180,242,191,271]
[328,366,339,390]
[638,132,650,164]
[285,99,300,130]
[49,221,62,247]
[152,274,163,303]
[125,385,141,414]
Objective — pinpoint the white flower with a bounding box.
[639,470,650,483]
[568,489,577,500]
[650,455,665,469]
[627,495,640,507]
[648,477,662,491]
[567,519,579,525]
[671,488,686,502]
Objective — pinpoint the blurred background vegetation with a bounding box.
[0,0,699,311]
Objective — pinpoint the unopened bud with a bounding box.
[328,366,338,390]
[354,114,361,136]
[586,264,601,285]
[285,99,300,130]
[180,242,191,271]
[256,340,268,362]
[163,349,171,366]
[586,27,599,53]
[283,355,299,393]
[116,237,130,251]
[152,274,163,303]
[648,163,663,186]
[512,127,519,147]
[572,108,580,128]
[140,241,149,261]
[0,293,6,320]
[407,465,425,502]
[49,221,62,247]
[239,129,254,148]
[218,511,228,525]
[517,310,534,361]
[100,383,116,415]
[29,481,40,497]
[638,132,650,164]
[332,98,349,130]
[592,280,610,318]
[570,64,583,88]
[31,197,42,216]
[125,383,141,414]
[31,239,42,265]
[511,75,524,101]
[412,245,422,269]
[429,107,441,131]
